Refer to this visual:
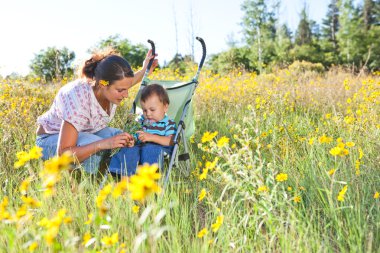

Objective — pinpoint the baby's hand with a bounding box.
[136,131,153,143]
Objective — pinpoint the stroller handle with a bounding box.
[196,37,206,70]
[193,37,206,81]
[146,39,156,72]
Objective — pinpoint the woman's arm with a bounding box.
[131,50,158,87]
[57,121,133,162]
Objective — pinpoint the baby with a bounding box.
[109,84,177,176]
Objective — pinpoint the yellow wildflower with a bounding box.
[217,136,230,147]
[99,80,109,86]
[293,196,301,203]
[132,205,140,213]
[28,241,38,252]
[374,192,379,199]
[345,141,355,147]
[197,228,208,238]
[84,213,93,225]
[101,233,118,246]
[337,185,348,202]
[199,168,208,181]
[328,168,336,176]
[19,177,32,195]
[82,232,92,246]
[329,147,342,156]
[198,188,207,202]
[128,163,161,202]
[275,173,288,182]
[211,215,224,232]
[257,185,269,193]
[201,131,218,143]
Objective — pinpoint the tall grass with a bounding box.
[0,65,379,252]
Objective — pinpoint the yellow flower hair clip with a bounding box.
[99,80,109,86]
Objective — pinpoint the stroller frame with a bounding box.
[130,37,207,186]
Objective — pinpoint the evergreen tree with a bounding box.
[320,0,340,66]
[295,6,313,45]
[241,0,278,72]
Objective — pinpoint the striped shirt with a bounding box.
[137,115,176,136]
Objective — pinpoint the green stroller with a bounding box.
[129,37,206,185]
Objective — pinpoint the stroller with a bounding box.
[109,37,206,185]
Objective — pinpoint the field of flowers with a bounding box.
[0,63,379,252]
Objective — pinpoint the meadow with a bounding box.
[0,62,379,252]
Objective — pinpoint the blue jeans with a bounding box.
[109,143,173,176]
[36,127,122,174]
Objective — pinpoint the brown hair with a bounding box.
[141,84,170,105]
[80,48,134,85]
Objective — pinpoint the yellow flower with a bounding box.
[101,233,118,246]
[293,196,301,203]
[21,196,41,208]
[112,177,128,198]
[374,192,379,199]
[345,141,355,147]
[82,232,92,246]
[99,79,109,86]
[217,136,230,147]
[201,131,218,143]
[128,164,161,202]
[19,177,32,195]
[275,173,288,182]
[198,168,208,181]
[28,146,43,159]
[328,168,336,176]
[329,147,342,156]
[211,215,224,232]
[132,205,140,213]
[358,148,364,159]
[198,188,207,202]
[337,185,348,202]
[28,241,38,252]
[84,213,93,225]
[308,137,315,145]
[257,185,269,193]
[287,186,292,191]
[197,228,208,238]
[318,135,333,144]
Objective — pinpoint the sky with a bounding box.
[0,0,333,77]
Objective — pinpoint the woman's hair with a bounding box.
[81,48,134,85]
[141,84,170,105]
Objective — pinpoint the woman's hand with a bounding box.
[142,49,158,75]
[99,133,134,149]
[136,131,154,143]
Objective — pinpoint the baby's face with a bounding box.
[140,94,168,123]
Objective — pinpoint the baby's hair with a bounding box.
[80,47,134,85]
[141,84,170,105]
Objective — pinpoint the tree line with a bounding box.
[210,0,380,74]
[8,0,380,81]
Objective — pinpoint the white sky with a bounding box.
[0,0,332,76]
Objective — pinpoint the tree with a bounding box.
[241,0,278,73]
[30,47,75,81]
[295,6,313,45]
[92,35,148,68]
[320,0,340,66]
[273,24,293,67]
[208,47,254,74]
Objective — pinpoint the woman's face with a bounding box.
[101,77,133,105]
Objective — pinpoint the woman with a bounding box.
[36,49,158,174]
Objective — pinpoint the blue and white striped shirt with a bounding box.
[137,115,177,136]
